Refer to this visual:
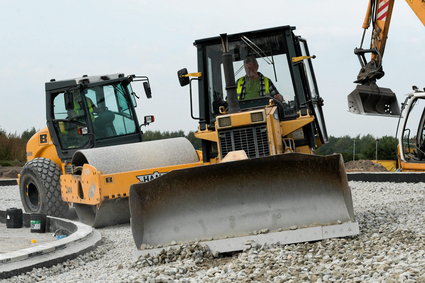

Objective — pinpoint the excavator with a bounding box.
[348,0,425,171]
[129,26,359,253]
[348,0,424,117]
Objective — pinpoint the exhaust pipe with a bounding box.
[220,33,240,114]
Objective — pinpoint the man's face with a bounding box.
[244,62,258,78]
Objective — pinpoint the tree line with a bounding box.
[0,127,398,166]
[0,127,37,166]
[315,135,398,161]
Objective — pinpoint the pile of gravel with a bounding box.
[345,160,387,172]
[1,181,424,282]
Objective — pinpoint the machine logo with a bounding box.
[39,134,48,144]
[136,171,166,183]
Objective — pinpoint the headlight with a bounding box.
[251,112,265,123]
[218,116,231,128]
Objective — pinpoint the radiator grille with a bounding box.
[219,124,269,159]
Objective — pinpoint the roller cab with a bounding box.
[20,73,191,227]
[130,26,359,253]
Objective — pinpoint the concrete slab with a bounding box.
[0,223,54,253]
[0,212,101,279]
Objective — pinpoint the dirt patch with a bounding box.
[0,166,22,179]
[344,160,387,172]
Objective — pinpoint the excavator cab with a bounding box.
[398,89,425,170]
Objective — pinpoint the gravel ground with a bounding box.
[1,182,424,282]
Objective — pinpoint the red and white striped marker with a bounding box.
[377,0,390,21]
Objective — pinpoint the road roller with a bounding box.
[129,26,359,253]
[19,73,203,227]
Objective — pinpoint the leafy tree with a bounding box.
[186,131,202,150]
[316,134,398,161]
[377,136,398,160]
[142,130,201,150]
[21,127,37,143]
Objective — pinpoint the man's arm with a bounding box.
[268,80,284,102]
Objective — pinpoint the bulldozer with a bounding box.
[19,73,202,227]
[129,26,359,253]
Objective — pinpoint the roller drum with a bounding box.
[71,137,199,228]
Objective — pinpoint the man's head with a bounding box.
[243,56,259,79]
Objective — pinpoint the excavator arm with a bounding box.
[355,0,395,84]
[348,0,425,117]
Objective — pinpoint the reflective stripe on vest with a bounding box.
[236,75,270,100]
[237,77,245,99]
[264,77,270,95]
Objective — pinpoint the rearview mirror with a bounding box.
[177,68,190,87]
[143,82,152,99]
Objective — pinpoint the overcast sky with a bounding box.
[0,0,423,138]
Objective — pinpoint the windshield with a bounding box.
[205,33,296,119]
[401,97,425,162]
[52,81,138,149]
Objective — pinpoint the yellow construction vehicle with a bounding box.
[397,89,425,171]
[348,0,425,171]
[130,26,359,253]
[348,0,425,116]
[19,74,202,226]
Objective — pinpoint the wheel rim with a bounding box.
[25,181,40,211]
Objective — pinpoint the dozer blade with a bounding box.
[130,153,359,253]
[74,198,130,228]
[348,84,400,116]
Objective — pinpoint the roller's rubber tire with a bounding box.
[19,158,69,217]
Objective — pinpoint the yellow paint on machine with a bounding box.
[371,160,396,172]
[61,161,206,205]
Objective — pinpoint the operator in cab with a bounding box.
[236,56,284,102]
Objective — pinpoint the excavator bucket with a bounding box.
[129,153,359,254]
[348,84,400,116]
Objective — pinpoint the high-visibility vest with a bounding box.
[74,97,95,120]
[236,75,270,100]
[59,97,95,134]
